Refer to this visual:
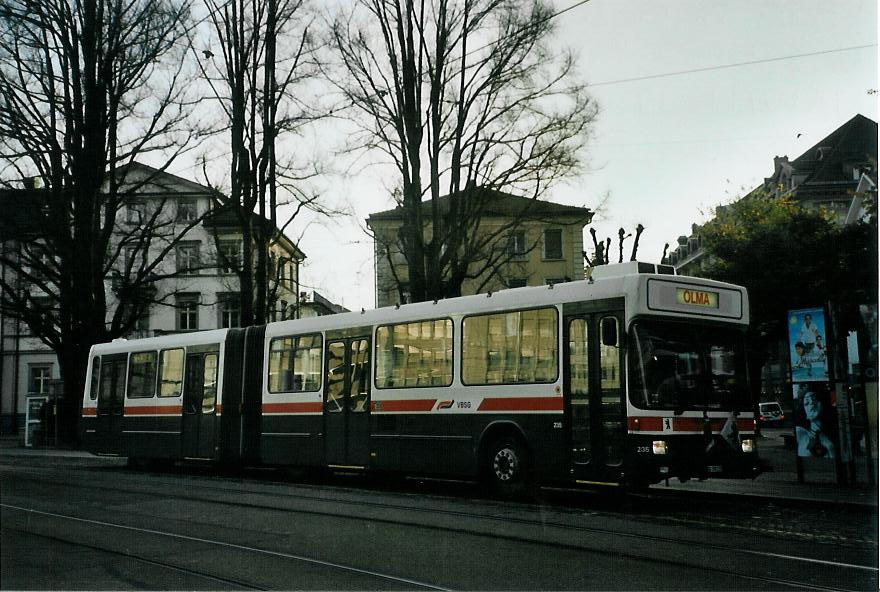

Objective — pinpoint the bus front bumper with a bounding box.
[627,435,764,485]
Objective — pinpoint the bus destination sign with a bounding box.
[676,287,719,309]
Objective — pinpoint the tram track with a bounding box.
[2,525,267,590]
[3,463,876,591]
[18,461,879,548]
[1,504,449,591]
[7,462,878,552]
[1,500,867,592]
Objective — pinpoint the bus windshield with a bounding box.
[629,320,749,412]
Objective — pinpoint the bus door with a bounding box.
[323,337,371,467]
[564,314,626,478]
[182,351,219,459]
[96,354,127,454]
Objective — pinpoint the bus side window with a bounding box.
[600,318,620,389]
[375,319,453,389]
[268,334,323,393]
[569,319,589,397]
[599,316,624,465]
[159,348,184,397]
[127,351,158,399]
[568,319,590,462]
[203,353,219,413]
[349,339,370,412]
[89,357,101,400]
[462,307,558,385]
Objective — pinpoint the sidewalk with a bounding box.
[655,428,879,508]
[2,431,878,507]
[0,434,94,459]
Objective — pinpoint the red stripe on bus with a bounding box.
[477,397,563,412]
[627,417,663,431]
[125,405,182,415]
[373,399,437,412]
[262,402,323,414]
[737,418,755,432]
[673,418,708,432]
[628,417,755,432]
[82,408,97,416]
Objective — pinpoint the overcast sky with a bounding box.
[178,0,879,313]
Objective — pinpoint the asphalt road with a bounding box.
[1,455,877,590]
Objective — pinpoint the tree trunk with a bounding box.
[56,340,91,444]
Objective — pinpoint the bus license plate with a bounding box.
[707,465,723,473]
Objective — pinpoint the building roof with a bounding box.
[789,113,877,186]
[367,188,592,223]
[204,204,305,260]
[0,169,306,261]
[663,114,878,269]
[115,162,220,196]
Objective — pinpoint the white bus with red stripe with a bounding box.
[81,262,760,491]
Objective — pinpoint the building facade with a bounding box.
[664,114,878,275]
[367,191,592,308]
[0,164,307,433]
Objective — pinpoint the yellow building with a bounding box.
[367,190,593,308]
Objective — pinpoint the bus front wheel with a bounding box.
[486,436,528,496]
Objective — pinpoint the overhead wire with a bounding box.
[589,43,878,87]
[460,0,875,87]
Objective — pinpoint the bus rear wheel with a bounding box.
[486,437,529,496]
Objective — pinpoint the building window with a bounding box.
[33,296,54,322]
[176,294,199,331]
[176,242,201,275]
[543,228,563,260]
[397,283,411,305]
[545,277,567,285]
[123,246,137,274]
[507,229,527,259]
[176,199,198,223]
[29,247,49,282]
[508,278,528,289]
[136,306,151,331]
[218,294,241,328]
[218,240,242,274]
[29,365,52,394]
[126,202,145,225]
[279,259,293,284]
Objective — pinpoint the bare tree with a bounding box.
[331,0,597,302]
[197,0,332,325]
[583,224,645,268]
[0,0,199,439]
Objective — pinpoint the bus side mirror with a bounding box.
[601,317,618,347]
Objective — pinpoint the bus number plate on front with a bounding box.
[707,465,723,473]
[676,288,719,309]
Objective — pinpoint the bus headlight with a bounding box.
[741,439,755,453]
[652,440,668,455]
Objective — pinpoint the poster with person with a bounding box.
[787,308,828,382]
[792,383,837,459]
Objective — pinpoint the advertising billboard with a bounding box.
[792,383,837,459]
[787,307,828,383]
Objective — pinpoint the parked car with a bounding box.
[758,401,785,427]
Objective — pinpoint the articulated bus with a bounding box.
[81,262,761,491]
